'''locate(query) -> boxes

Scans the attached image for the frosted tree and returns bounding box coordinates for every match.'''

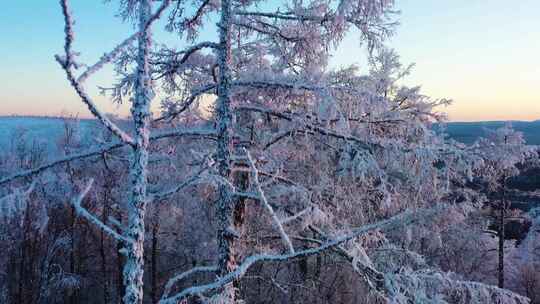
[150,0,400,302]
[0,1,536,304]
[0,1,214,302]
[53,1,158,302]
[471,124,537,288]
[147,1,531,303]
[53,0,212,303]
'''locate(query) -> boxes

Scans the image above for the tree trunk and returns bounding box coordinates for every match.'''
[123,1,153,303]
[150,221,159,304]
[215,0,236,300]
[231,148,249,298]
[230,99,253,298]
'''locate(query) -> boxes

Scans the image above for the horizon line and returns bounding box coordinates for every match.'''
[1,113,539,124]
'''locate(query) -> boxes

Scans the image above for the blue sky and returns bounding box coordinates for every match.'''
[0,0,538,121]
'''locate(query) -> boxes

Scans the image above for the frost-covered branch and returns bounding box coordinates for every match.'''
[232,0,397,51]
[78,0,170,84]
[56,0,135,145]
[71,179,133,244]
[280,207,312,225]
[233,80,323,92]
[149,157,214,202]
[387,270,530,304]
[175,42,218,65]
[0,182,37,219]
[0,141,124,186]
[232,19,302,42]
[76,0,173,83]
[149,127,217,141]
[146,0,172,29]
[160,206,445,303]
[0,128,216,187]
[155,84,216,122]
[235,105,380,151]
[244,149,295,254]
[233,9,379,24]
[306,223,386,292]
[233,10,305,21]
[153,42,219,81]
[161,266,218,300]
[166,0,212,36]
[77,34,138,83]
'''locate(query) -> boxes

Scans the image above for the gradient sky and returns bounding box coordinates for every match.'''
[0,1,538,121]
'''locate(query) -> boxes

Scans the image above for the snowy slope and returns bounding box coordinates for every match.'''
[0,116,100,156]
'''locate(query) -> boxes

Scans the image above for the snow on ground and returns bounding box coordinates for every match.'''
[0,116,99,157]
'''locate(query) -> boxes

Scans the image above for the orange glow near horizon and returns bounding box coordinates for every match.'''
[2,92,538,122]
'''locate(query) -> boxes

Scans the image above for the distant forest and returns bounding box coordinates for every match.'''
[2,116,539,149]
[440,121,540,145]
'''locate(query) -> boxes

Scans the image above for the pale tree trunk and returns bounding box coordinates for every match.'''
[123,1,153,303]
[215,0,237,300]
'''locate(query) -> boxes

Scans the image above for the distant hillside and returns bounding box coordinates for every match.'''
[1,117,538,150]
[0,116,99,155]
[439,120,540,145]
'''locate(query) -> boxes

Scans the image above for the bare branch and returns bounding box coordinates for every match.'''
[161,266,218,300]
[146,0,172,30]
[77,33,138,84]
[154,84,216,122]
[56,0,135,145]
[0,141,124,187]
[177,42,219,65]
[244,149,295,254]
[0,128,216,187]
[235,105,380,151]
[77,0,171,83]
[149,159,213,202]
[71,179,133,244]
[233,80,323,92]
